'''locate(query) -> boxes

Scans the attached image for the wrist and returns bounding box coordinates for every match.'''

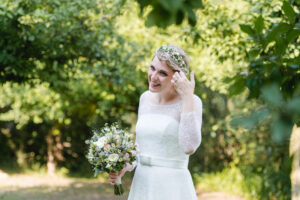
[181,93,193,102]
[181,94,194,113]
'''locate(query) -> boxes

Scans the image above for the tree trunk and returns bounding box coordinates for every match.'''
[46,127,56,176]
[46,125,65,177]
[290,124,300,200]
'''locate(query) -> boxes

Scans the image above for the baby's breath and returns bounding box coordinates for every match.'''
[86,122,137,175]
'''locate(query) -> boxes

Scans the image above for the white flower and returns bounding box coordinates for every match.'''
[108,154,119,162]
[94,137,106,150]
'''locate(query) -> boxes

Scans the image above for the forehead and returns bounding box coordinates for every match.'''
[151,56,172,72]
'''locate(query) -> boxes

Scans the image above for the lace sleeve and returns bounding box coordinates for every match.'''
[178,95,202,155]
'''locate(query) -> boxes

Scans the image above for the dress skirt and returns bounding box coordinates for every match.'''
[127,155,198,200]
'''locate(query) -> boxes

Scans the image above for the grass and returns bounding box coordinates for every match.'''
[0,173,131,200]
[195,164,262,200]
[0,165,250,200]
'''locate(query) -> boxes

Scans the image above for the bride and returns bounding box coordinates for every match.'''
[109,44,202,200]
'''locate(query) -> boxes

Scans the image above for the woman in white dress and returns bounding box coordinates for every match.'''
[109,44,202,200]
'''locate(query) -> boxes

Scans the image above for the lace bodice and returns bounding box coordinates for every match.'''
[125,90,202,172]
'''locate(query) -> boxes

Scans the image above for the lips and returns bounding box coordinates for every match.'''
[150,82,161,88]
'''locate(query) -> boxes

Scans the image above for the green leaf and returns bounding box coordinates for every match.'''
[261,83,283,107]
[230,108,269,129]
[240,24,255,36]
[254,15,264,33]
[187,10,197,26]
[231,116,256,129]
[286,29,300,43]
[272,118,293,143]
[28,35,35,41]
[159,0,182,12]
[189,0,204,9]
[286,96,300,114]
[228,75,246,96]
[136,0,150,13]
[183,4,197,26]
[282,1,295,24]
[175,10,184,25]
[249,49,261,58]
[288,64,299,69]
[223,77,234,84]
[275,37,288,55]
[266,23,291,42]
[146,7,174,28]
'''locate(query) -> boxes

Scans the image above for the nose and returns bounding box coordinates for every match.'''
[151,71,159,81]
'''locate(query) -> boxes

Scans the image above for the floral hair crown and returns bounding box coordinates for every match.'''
[155,45,189,75]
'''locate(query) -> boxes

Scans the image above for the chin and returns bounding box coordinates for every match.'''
[149,87,159,93]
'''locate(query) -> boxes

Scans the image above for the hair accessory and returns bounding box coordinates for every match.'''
[155,45,189,75]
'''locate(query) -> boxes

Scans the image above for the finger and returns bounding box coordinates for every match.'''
[118,171,124,176]
[174,72,181,79]
[177,71,182,77]
[179,71,186,78]
[182,72,189,81]
[109,178,117,182]
[109,175,118,179]
[172,76,178,82]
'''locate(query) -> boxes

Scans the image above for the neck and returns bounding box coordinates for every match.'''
[153,89,180,104]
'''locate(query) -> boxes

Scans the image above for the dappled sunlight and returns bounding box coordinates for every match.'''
[0,173,248,200]
[0,0,299,199]
[0,174,130,200]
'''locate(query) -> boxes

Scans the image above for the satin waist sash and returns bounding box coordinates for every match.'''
[138,154,188,169]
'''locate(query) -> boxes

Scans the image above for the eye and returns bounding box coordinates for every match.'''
[160,71,168,76]
[150,65,155,70]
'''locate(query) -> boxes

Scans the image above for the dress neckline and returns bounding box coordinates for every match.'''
[146,91,182,107]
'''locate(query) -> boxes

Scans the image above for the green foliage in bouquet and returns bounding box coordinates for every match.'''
[86,122,137,195]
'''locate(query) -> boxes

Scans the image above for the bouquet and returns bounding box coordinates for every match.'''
[86,123,137,195]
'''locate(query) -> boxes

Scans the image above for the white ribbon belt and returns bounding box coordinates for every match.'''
[138,155,188,169]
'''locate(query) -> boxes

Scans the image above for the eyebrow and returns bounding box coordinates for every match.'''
[150,65,169,74]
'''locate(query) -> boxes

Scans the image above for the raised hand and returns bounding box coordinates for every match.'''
[171,71,195,99]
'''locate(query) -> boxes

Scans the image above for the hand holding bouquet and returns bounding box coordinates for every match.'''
[86,123,137,195]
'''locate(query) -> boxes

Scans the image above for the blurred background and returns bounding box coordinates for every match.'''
[0,0,299,199]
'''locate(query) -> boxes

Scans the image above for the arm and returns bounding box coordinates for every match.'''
[178,95,202,155]
[171,71,202,155]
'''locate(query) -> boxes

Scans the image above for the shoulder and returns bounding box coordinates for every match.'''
[139,90,149,103]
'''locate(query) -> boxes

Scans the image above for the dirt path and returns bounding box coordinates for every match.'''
[0,173,245,200]
[198,192,245,200]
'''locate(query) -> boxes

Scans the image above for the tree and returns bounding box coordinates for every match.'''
[135,0,203,28]
[0,0,146,175]
[228,1,300,198]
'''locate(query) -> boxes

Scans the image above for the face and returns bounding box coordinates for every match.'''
[148,56,177,94]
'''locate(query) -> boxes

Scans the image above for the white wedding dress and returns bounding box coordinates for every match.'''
[127,90,202,200]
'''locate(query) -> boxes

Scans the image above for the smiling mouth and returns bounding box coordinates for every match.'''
[151,83,161,87]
